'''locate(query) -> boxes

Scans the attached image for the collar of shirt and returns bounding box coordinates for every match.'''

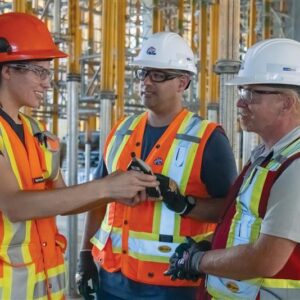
[250,126,300,164]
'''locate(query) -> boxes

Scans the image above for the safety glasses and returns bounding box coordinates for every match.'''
[7,63,52,81]
[135,69,185,83]
[238,88,282,103]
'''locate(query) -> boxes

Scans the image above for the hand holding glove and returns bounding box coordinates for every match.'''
[164,237,211,281]
[156,174,195,216]
[75,250,99,300]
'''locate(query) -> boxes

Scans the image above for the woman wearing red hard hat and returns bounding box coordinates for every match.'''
[0,12,158,300]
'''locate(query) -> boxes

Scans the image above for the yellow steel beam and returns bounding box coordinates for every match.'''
[178,0,184,36]
[153,0,161,33]
[199,2,208,117]
[248,0,257,46]
[12,0,26,12]
[209,1,219,103]
[52,58,59,135]
[87,0,97,131]
[263,0,271,39]
[115,0,126,121]
[101,0,115,91]
[190,0,196,52]
[68,0,81,74]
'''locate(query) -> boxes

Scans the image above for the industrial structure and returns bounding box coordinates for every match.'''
[0,0,299,297]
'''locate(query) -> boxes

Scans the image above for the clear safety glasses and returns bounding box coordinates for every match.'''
[135,69,185,83]
[238,88,282,103]
[7,63,52,81]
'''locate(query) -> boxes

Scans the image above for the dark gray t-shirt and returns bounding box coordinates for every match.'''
[94,124,237,197]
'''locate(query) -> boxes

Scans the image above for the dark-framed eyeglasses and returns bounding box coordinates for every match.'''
[7,63,52,81]
[238,88,282,103]
[135,69,185,83]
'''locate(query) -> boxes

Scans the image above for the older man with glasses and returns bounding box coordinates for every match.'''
[165,38,300,300]
[77,32,237,300]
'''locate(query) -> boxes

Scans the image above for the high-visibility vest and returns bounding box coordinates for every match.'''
[91,109,219,286]
[0,113,66,300]
[207,137,300,300]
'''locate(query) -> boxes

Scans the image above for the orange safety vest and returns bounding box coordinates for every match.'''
[0,113,66,300]
[92,109,218,286]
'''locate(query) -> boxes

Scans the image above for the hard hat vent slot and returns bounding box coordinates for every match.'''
[0,38,12,53]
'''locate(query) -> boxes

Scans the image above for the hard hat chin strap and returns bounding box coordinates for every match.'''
[0,38,12,53]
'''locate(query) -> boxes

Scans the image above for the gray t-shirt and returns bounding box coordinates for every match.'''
[251,127,300,243]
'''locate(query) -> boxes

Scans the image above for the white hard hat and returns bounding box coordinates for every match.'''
[131,32,197,74]
[227,38,300,86]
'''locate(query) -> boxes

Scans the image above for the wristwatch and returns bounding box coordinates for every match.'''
[180,196,196,216]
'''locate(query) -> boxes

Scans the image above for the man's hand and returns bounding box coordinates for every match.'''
[164,237,211,281]
[76,250,99,300]
[103,170,159,206]
[156,174,194,215]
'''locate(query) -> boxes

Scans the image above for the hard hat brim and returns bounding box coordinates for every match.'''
[130,59,197,74]
[0,49,68,63]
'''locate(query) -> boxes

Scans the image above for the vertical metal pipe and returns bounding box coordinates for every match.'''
[214,0,241,168]
[66,76,80,298]
[66,0,81,297]
[53,0,61,36]
[214,61,241,167]
[84,143,91,182]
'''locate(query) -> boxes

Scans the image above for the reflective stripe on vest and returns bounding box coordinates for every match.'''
[21,114,60,181]
[0,115,66,299]
[207,138,300,300]
[105,113,145,173]
[94,112,214,262]
[0,122,23,188]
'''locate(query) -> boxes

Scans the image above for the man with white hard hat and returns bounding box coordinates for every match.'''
[165,38,300,300]
[77,32,237,299]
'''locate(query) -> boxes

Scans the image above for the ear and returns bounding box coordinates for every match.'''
[281,94,295,113]
[1,65,11,80]
[177,75,190,92]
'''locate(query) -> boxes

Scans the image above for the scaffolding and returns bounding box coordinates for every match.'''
[0,0,299,297]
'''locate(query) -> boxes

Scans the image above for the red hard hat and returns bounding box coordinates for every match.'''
[0,12,67,63]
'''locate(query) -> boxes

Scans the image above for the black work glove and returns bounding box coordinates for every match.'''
[164,237,211,281]
[156,174,194,215]
[75,250,99,300]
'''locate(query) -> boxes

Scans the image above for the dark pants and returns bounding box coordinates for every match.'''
[97,268,198,300]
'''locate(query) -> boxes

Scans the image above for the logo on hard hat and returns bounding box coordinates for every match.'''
[283,67,296,72]
[146,46,156,55]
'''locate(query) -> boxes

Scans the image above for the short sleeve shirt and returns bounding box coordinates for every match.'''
[94,124,237,198]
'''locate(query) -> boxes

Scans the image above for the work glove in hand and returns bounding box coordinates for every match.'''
[164,237,211,281]
[156,174,192,215]
[76,250,99,300]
